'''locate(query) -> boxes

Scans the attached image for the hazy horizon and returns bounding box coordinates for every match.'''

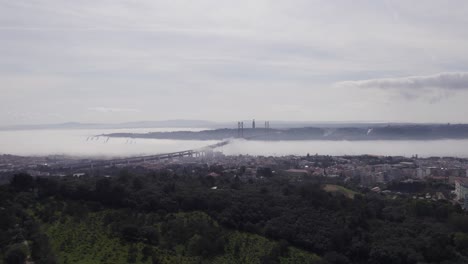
[3,127,468,158]
[0,119,462,129]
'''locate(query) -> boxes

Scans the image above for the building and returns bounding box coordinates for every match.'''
[416,168,426,179]
[360,172,385,186]
[454,178,468,201]
[284,169,310,177]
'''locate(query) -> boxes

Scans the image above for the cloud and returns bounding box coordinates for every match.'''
[88,107,141,113]
[335,72,468,102]
[3,1,468,124]
[336,72,468,90]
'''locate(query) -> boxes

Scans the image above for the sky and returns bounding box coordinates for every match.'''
[1,0,468,125]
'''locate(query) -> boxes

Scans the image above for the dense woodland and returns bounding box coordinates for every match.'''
[2,168,468,264]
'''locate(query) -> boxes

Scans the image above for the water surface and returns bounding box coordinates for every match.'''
[1,128,468,158]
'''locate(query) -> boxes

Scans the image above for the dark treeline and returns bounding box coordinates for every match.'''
[1,173,57,264]
[2,169,468,263]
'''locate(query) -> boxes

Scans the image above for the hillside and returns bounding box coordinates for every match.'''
[104,124,468,141]
[2,169,468,264]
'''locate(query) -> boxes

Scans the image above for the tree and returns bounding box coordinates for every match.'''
[121,225,139,241]
[454,232,468,256]
[132,177,144,191]
[10,173,33,191]
[187,234,205,256]
[151,252,161,264]
[257,167,273,177]
[95,178,111,199]
[240,166,246,175]
[141,246,153,262]
[324,251,350,264]
[140,226,159,245]
[127,244,138,263]
[5,244,27,264]
[423,233,455,263]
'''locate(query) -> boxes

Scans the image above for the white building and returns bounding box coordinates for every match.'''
[455,178,468,201]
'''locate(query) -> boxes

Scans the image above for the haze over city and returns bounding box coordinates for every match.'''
[2,0,468,125]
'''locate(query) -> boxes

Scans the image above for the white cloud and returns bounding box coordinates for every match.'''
[336,72,468,90]
[335,72,468,102]
[2,1,468,124]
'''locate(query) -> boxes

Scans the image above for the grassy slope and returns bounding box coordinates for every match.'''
[43,211,322,264]
[323,184,358,199]
[212,232,321,264]
[45,214,146,264]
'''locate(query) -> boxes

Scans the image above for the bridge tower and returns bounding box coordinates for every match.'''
[241,122,244,137]
[238,121,244,138]
[264,121,270,139]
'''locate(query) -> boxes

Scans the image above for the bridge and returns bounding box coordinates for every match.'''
[59,121,272,171]
[60,139,232,170]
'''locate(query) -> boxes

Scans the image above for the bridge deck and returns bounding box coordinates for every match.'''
[59,139,231,170]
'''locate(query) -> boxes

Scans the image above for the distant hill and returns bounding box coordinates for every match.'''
[104,124,468,141]
[0,120,221,130]
[0,120,435,131]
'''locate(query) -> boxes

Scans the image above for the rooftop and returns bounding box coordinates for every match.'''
[455,178,468,187]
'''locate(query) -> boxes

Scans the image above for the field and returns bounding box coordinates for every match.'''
[322,184,358,199]
[43,210,322,264]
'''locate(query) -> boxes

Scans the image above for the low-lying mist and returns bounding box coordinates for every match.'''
[223,139,468,158]
[0,128,211,158]
[1,129,468,158]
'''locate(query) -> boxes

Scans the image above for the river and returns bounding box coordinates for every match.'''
[1,128,468,158]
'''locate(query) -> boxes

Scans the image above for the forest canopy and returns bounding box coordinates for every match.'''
[1,168,468,264]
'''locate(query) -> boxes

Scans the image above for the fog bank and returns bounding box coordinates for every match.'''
[220,139,468,158]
